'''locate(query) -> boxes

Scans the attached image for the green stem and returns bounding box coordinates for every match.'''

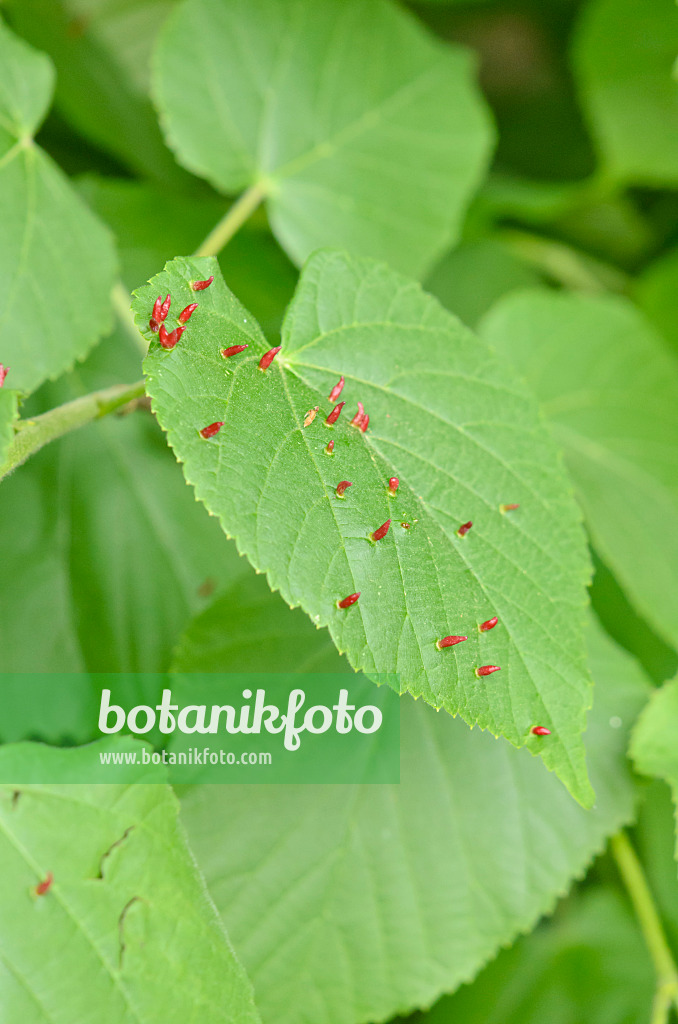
[611,831,678,1024]
[0,379,146,482]
[194,181,267,257]
[499,228,631,294]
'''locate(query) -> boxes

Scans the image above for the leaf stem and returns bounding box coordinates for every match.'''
[611,831,678,1024]
[194,182,267,257]
[0,379,147,482]
[498,228,631,294]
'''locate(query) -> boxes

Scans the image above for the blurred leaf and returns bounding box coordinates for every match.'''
[409,888,654,1024]
[631,676,678,862]
[153,0,494,277]
[5,0,186,185]
[179,583,649,1024]
[172,571,344,673]
[0,386,19,466]
[481,289,678,655]
[425,237,543,328]
[572,0,678,187]
[0,19,116,395]
[0,741,259,1023]
[0,333,243,672]
[136,250,594,804]
[590,552,678,686]
[635,247,678,359]
[78,175,298,339]
[634,781,678,952]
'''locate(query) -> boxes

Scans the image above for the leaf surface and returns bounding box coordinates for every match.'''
[0,386,18,466]
[481,289,678,654]
[153,0,493,277]
[0,741,259,1023]
[0,19,116,395]
[136,250,594,803]
[178,578,649,1024]
[572,0,678,187]
[0,337,243,672]
[4,0,183,184]
[631,677,678,865]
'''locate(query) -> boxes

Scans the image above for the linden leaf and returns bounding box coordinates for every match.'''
[153,0,494,278]
[177,573,648,1024]
[0,741,259,1023]
[134,249,594,805]
[0,19,116,395]
[481,289,678,655]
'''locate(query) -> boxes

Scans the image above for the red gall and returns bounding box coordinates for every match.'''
[325,440,335,455]
[222,344,248,358]
[0,364,8,388]
[360,414,369,433]
[328,376,345,402]
[371,519,391,542]
[531,726,551,736]
[350,402,366,428]
[178,302,198,324]
[259,346,281,371]
[337,592,360,609]
[304,406,319,427]
[336,480,352,498]
[500,503,520,513]
[457,521,473,537]
[325,401,345,425]
[200,421,224,439]
[388,477,399,496]
[479,616,498,632]
[35,872,54,897]
[158,325,183,350]
[436,635,467,650]
[475,665,501,677]
[192,276,214,291]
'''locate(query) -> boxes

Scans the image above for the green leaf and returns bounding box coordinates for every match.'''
[0,741,259,1023]
[153,0,494,278]
[425,238,543,328]
[178,578,649,1024]
[0,386,19,466]
[631,676,678,863]
[572,0,678,187]
[635,247,678,359]
[172,571,345,674]
[409,888,654,1024]
[0,19,117,395]
[5,0,185,185]
[0,338,243,672]
[136,250,594,804]
[481,289,678,655]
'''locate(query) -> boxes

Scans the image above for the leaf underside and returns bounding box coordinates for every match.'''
[135,250,594,804]
[0,19,116,395]
[153,0,494,278]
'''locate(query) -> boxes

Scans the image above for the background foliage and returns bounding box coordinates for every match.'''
[1,0,678,1021]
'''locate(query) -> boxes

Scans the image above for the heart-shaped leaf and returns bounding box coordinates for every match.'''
[0,19,116,395]
[153,0,494,278]
[134,249,594,804]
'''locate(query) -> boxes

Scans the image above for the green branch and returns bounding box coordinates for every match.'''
[0,379,146,482]
[611,831,678,1024]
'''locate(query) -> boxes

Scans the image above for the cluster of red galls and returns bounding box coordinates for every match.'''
[149,284,551,740]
